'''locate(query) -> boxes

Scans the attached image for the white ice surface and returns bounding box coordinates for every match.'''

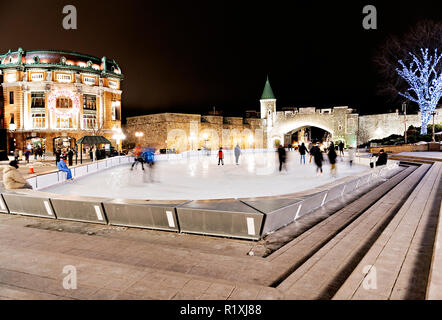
[43,152,370,200]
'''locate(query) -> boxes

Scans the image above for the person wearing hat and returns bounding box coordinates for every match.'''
[2,160,33,190]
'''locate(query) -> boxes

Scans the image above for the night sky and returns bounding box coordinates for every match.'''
[1,0,441,120]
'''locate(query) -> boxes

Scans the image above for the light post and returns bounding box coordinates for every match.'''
[112,127,126,156]
[135,131,143,145]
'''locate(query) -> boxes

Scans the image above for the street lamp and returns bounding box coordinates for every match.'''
[112,127,126,156]
[135,131,143,144]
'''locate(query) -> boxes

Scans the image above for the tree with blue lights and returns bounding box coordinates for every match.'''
[396,48,442,134]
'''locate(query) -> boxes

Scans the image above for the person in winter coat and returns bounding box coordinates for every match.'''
[3,160,33,190]
[376,149,388,166]
[14,149,19,161]
[299,142,308,165]
[310,143,323,175]
[218,147,224,165]
[57,156,73,180]
[338,141,345,157]
[24,149,31,163]
[328,142,338,177]
[234,144,241,165]
[277,145,287,172]
[55,149,61,165]
[68,149,74,166]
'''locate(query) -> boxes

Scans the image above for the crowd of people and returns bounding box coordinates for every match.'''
[275,140,387,178]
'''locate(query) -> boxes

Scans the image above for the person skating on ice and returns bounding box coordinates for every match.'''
[234,144,241,165]
[218,147,224,165]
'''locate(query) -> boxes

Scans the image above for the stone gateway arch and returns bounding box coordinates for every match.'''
[260,77,359,148]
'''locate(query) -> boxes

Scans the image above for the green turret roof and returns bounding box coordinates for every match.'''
[261,76,275,100]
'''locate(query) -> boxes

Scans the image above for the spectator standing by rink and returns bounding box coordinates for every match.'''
[348,146,355,167]
[24,149,31,163]
[218,147,224,165]
[298,142,308,165]
[328,142,338,178]
[55,149,61,165]
[68,148,74,166]
[338,141,345,158]
[277,144,287,172]
[234,144,241,165]
[310,142,323,175]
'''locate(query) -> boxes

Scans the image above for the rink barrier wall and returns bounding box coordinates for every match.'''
[258,199,303,235]
[0,194,10,214]
[176,202,265,240]
[0,154,403,241]
[26,156,135,190]
[49,195,108,224]
[259,161,402,235]
[1,191,57,219]
[103,199,187,232]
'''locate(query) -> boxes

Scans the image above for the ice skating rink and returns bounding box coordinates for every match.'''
[44,152,370,200]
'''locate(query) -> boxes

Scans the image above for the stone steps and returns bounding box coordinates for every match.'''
[333,162,442,300]
[267,165,417,285]
[276,163,430,299]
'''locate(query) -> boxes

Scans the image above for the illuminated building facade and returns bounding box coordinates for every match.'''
[0,48,123,153]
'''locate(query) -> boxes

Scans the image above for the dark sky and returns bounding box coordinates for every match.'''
[1,0,441,120]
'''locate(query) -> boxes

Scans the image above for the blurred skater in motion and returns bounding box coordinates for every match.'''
[143,147,156,182]
[131,144,145,170]
[299,142,308,165]
[310,142,323,175]
[234,144,241,165]
[328,142,337,178]
[57,155,73,180]
[218,147,224,165]
[348,146,355,168]
[277,144,287,172]
[338,140,345,158]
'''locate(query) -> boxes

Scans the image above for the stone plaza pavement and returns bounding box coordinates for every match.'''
[0,213,284,300]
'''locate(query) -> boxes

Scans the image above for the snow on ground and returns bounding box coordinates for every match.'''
[44,152,370,200]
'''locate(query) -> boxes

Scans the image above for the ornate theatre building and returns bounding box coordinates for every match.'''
[0,48,123,153]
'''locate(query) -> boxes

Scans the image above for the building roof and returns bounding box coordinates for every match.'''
[0,48,123,79]
[76,135,112,145]
[261,76,275,100]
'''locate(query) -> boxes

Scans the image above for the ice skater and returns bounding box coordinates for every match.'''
[299,142,308,165]
[57,155,73,180]
[234,144,241,165]
[338,141,345,158]
[218,147,224,165]
[131,145,145,170]
[328,142,337,178]
[143,147,156,182]
[277,144,287,172]
[310,143,323,175]
[348,146,355,168]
